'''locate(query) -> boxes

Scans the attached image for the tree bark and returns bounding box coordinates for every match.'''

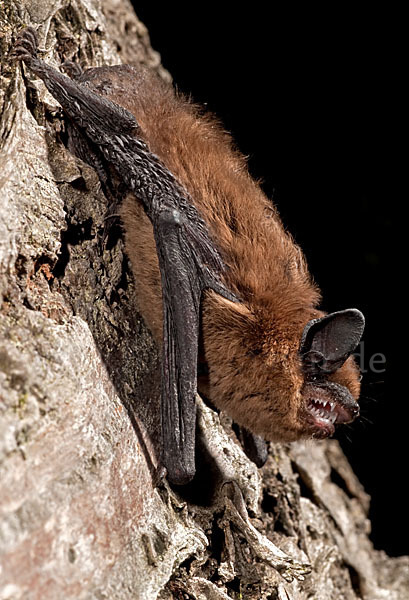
[0,2,408,599]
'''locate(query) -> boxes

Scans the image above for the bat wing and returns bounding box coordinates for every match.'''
[13,28,238,484]
[156,210,200,484]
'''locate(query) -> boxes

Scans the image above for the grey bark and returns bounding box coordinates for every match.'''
[0,2,408,599]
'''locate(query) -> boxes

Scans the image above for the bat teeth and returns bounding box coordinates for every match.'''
[305,384,358,433]
[308,398,337,424]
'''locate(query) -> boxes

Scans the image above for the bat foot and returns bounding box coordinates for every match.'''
[13,27,39,65]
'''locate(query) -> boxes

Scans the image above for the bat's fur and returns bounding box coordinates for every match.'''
[82,66,362,442]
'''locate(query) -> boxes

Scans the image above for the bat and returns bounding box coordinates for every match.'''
[13,28,365,485]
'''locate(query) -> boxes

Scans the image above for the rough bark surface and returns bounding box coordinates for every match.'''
[0,2,408,599]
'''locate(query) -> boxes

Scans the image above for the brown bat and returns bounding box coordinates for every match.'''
[13,28,365,485]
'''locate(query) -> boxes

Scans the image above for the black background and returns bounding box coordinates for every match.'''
[133,6,403,555]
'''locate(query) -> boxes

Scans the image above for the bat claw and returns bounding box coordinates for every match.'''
[17,26,38,47]
[13,27,38,64]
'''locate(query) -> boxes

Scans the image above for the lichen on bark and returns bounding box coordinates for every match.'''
[1,2,408,599]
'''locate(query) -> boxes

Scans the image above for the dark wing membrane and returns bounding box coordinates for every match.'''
[13,28,238,484]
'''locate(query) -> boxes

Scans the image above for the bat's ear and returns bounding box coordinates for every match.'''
[300,308,365,374]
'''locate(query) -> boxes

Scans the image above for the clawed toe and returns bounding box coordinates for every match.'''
[13,27,38,62]
[17,26,37,46]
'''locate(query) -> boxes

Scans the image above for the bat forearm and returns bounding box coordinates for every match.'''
[15,31,184,216]
[28,56,176,216]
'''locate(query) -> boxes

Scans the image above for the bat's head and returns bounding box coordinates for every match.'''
[296,308,364,438]
[200,295,365,442]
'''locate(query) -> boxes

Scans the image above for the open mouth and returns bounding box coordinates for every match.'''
[303,381,360,438]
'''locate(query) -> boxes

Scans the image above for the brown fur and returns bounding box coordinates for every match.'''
[89,66,361,441]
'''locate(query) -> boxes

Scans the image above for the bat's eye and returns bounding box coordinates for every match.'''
[247,348,262,357]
